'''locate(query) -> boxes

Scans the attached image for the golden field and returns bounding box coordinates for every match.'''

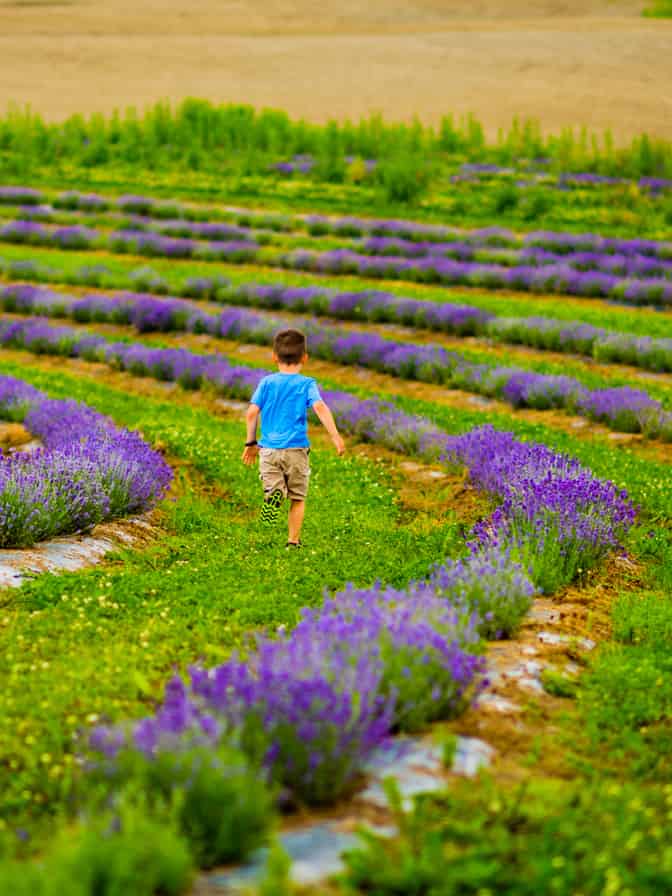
[0,0,671,139]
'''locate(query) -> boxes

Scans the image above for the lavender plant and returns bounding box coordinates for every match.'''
[0,375,172,546]
[314,583,486,732]
[444,426,636,593]
[428,546,536,638]
[90,573,487,803]
[189,639,394,805]
[89,726,273,868]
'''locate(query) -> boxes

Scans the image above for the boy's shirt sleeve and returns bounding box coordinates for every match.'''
[250,377,266,408]
[307,379,322,407]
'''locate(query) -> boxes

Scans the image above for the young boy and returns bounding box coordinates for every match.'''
[241,328,345,548]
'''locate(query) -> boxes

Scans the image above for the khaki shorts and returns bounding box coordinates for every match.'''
[259,448,311,501]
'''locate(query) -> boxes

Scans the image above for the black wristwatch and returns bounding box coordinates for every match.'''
[245,440,258,447]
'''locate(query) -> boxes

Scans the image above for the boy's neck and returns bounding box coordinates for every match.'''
[277,363,303,374]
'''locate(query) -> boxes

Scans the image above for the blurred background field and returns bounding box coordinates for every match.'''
[0,0,671,140]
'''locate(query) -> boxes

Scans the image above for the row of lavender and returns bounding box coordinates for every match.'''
[283,247,672,307]
[1,203,265,246]
[2,217,672,309]
[0,187,295,231]
[452,162,672,195]
[2,185,671,259]
[0,220,259,264]
[1,194,671,273]
[206,279,672,374]
[0,375,171,547]
[358,238,672,281]
[3,253,671,374]
[71,334,633,804]
[2,286,670,438]
[5,201,672,285]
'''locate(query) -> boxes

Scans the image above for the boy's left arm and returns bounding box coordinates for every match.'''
[312,400,346,455]
[242,403,261,465]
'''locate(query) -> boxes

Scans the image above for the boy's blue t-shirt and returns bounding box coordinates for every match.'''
[251,373,322,449]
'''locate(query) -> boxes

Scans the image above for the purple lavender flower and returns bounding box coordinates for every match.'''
[0,375,172,547]
[0,186,44,205]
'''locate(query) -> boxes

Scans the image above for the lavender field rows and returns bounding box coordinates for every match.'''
[1,163,671,896]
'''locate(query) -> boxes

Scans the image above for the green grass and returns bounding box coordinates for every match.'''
[577,533,672,780]
[336,777,672,894]
[643,0,672,17]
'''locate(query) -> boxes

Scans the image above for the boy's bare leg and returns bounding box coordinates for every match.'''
[288,500,305,544]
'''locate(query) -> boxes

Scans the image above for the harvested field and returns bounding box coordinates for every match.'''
[1,0,671,140]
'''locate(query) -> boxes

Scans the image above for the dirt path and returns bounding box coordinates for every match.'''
[0,1,670,141]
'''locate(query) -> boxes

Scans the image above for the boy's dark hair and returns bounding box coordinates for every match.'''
[273,329,307,365]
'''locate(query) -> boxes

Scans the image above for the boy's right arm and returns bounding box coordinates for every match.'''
[312,400,345,455]
[242,403,261,465]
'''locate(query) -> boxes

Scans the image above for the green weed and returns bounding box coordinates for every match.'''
[643,0,672,17]
[88,744,274,868]
[0,795,193,896]
[541,669,578,699]
[338,778,672,895]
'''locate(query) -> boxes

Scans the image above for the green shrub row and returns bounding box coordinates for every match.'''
[1,100,671,189]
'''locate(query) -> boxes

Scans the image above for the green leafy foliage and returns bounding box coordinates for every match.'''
[376,155,432,205]
[612,591,672,650]
[339,779,672,895]
[541,669,578,699]
[90,745,275,868]
[643,0,672,17]
[0,797,193,896]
